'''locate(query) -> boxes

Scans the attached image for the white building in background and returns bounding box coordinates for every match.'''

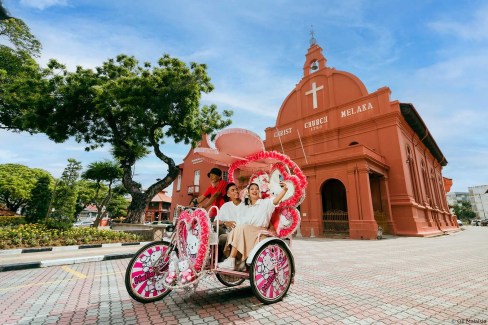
[468,185,488,220]
[78,204,99,221]
[446,192,469,213]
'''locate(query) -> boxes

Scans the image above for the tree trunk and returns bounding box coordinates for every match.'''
[121,150,179,224]
[93,211,103,228]
[126,192,148,224]
[93,191,113,227]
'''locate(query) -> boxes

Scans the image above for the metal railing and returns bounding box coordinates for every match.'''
[322,210,349,233]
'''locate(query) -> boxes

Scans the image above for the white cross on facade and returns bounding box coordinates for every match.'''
[305,82,324,109]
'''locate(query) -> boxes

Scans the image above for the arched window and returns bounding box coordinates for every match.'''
[349,141,359,146]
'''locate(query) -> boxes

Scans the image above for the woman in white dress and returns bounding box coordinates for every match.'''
[218,181,288,270]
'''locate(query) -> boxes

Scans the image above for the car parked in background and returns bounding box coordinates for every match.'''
[456,219,463,227]
[151,220,172,225]
[471,220,481,226]
[481,219,488,226]
[73,220,94,227]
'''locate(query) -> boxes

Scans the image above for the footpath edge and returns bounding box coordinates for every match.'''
[0,242,152,272]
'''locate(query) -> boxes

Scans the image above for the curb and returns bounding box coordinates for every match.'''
[0,242,151,272]
[0,242,149,255]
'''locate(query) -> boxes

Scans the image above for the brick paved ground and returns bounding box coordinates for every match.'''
[0,227,487,324]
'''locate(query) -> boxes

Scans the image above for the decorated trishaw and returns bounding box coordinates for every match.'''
[125,128,307,304]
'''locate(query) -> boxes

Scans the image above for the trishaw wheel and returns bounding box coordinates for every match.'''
[216,273,246,287]
[125,241,175,303]
[249,241,293,304]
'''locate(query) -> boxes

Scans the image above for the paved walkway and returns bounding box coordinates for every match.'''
[0,227,487,324]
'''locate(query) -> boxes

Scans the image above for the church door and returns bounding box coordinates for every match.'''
[369,173,389,234]
[321,179,349,234]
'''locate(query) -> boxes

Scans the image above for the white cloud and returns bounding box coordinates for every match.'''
[205,92,278,119]
[429,5,488,41]
[0,148,25,162]
[20,0,67,10]
[414,52,488,86]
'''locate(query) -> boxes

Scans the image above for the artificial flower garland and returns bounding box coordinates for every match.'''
[227,150,307,238]
[176,208,210,272]
[271,206,301,238]
[228,150,308,208]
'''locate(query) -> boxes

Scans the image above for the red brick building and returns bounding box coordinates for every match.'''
[169,135,232,220]
[263,41,457,239]
[171,41,458,239]
[144,191,172,222]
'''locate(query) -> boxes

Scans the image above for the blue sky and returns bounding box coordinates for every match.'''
[1,0,487,193]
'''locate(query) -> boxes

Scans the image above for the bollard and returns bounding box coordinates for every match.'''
[310,228,316,238]
[377,226,383,240]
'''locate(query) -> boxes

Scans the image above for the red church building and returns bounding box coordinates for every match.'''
[171,40,458,239]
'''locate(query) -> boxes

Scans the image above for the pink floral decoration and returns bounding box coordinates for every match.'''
[176,208,210,272]
[270,206,301,238]
[228,151,308,206]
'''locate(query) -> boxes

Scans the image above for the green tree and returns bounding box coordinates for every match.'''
[0,5,41,57]
[81,160,123,227]
[0,47,55,131]
[1,1,10,21]
[24,175,52,223]
[0,3,52,132]
[0,24,52,132]
[26,54,232,223]
[453,200,476,222]
[0,164,53,212]
[75,179,98,215]
[50,159,82,222]
[107,193,129,219]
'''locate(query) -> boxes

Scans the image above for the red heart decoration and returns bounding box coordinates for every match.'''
[269,163,303,208]
[176,208,211,272]
[270,206,300,238]
[228,151,307,208]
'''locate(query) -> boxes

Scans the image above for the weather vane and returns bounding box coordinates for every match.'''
[310,25,317,46]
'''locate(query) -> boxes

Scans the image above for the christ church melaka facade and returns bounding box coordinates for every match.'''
[262,41,458,239]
